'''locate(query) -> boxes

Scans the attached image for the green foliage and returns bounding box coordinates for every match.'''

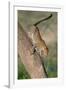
[44,58,57,78]
[47,59,57,77]
[18,56,31,79]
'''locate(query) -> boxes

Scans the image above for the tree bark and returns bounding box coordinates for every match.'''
[18,22,47,78]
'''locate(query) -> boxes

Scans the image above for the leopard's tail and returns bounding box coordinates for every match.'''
[34,14,52,26]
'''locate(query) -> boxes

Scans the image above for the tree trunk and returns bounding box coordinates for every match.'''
[18,22,47,78]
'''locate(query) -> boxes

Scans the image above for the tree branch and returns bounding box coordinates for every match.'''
[18,22,47,78]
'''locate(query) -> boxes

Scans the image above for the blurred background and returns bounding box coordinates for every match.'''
[18,10,57,79]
